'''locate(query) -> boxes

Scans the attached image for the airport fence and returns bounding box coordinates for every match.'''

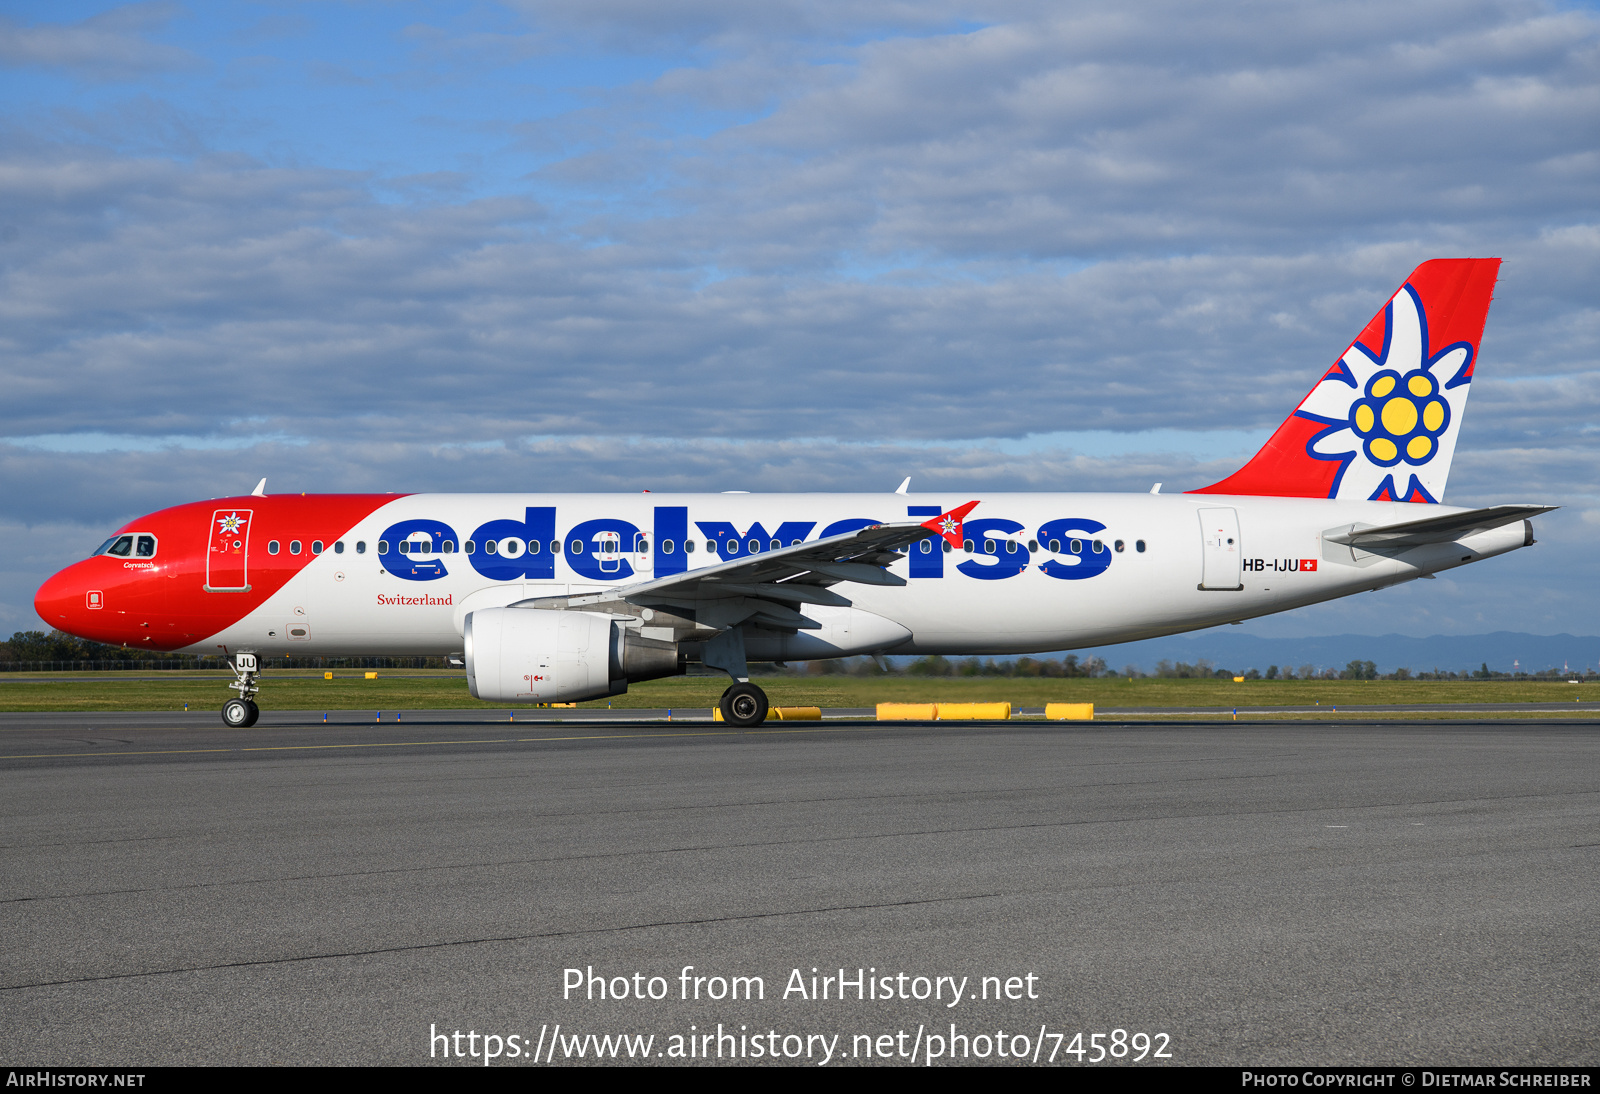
[0,656,461,672]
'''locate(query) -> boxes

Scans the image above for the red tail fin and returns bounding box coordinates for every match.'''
[1191,258,1500,503]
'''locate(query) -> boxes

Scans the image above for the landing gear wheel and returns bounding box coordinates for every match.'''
[222,698,254,728]
[719,682,769,727]
[242,699,259,727]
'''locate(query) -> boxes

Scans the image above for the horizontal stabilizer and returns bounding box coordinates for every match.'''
[1324,504,1556,549]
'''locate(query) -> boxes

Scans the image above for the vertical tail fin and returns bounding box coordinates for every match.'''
[1191,258,1500,503]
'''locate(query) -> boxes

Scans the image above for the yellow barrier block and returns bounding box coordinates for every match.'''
[1233,676,1245,683]
[876,703,938,721]
[1045,702,1094,721]
[771,706,821,720]
[324,672,334,680]
[934,702,1012,721]
[364,672,378,679]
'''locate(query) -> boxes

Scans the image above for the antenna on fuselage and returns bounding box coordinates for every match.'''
[251,478,267,497]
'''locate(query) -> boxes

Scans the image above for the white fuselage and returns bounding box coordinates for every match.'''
[184,492,1528,660]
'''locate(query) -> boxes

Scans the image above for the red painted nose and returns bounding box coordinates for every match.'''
[34,562,95,636]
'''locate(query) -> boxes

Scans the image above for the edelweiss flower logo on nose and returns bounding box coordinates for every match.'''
[1293,283,1474,502]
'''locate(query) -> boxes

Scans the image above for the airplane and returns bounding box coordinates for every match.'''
[33,258,1554,728]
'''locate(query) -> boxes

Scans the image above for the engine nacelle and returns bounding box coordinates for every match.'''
[464,607,682,703]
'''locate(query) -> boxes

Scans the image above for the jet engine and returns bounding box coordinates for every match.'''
[464,607,683,703]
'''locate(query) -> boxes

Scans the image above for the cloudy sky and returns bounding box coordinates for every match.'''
[2,0,1597,641]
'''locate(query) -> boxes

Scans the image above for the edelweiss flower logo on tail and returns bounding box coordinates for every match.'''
[1295,283,1475,503]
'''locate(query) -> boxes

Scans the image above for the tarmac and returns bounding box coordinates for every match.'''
[1,709,1596,1066]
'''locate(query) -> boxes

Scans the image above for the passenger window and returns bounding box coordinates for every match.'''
[963,539,974,553]
[356,541,366,554]
[636,536,649,554]
[1049,539,1061,553]
[685,541,695,553]
[570,539,584,555]
[268,540,280,555]
[334,541,345,554]
[136,535,156,557]
[549,540,560,555]
[770,540,780,552]
[398,541,409,555]
[662,539,675,555]
[984,540,996,554]
[464,541,475,554]
[705,541,715,553]
[1136,540,1146,553]
[484,540,498,555]
[1004,540,1016,554]
[107,536,134,557]
[1092,540,1105,554]
[312,540,324,555]
[919,539,932,554]
[377,540,389,554]
[442,541,455,554]
[1070,539,1083,554]
[290,540,302,555]
[1028,540,1037,552]
[1114,540,1125,553]
[942,541,951,553]
[417,540,430,555]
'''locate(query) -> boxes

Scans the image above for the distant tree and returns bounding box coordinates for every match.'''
[1265,665,1279,680]
[1245,668,1261,680]
[1341,660,1377,680]
[1299,664,1316,681]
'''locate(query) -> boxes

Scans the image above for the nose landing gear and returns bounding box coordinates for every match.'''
[223,653,261,728]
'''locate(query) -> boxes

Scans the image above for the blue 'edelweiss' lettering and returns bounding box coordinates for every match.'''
[374,508,1114,583]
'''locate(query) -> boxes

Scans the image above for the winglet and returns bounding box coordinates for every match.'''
[921,500,980,548]
[251,478,267,497]
[895,476,911,495]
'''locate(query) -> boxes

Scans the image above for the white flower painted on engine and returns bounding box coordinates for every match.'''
[1294,283,1474,502]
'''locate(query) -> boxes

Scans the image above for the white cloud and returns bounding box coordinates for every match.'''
[0,3,197,80]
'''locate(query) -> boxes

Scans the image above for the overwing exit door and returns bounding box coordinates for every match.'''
[1198,507,1242,591]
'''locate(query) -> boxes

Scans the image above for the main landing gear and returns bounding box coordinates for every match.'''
[719,681,769,728]
[705,627,768,727]
[223,652,261,728]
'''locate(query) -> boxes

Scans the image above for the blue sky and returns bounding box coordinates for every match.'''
[2,1,1598,641]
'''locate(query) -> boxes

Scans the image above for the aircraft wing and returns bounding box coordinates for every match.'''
[1324,504,1557,550]
[516,505,977,634]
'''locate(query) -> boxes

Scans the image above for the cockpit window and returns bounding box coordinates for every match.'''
[96,533,157,559]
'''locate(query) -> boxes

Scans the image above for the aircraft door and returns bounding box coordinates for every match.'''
[1198,507,1242,590]
[593,530,622,574]
[633,531,652,573]
[205,509,253,592]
